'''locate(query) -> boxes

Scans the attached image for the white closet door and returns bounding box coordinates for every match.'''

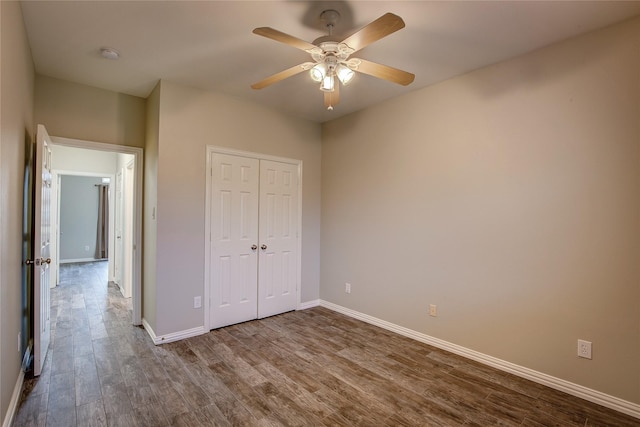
[209,153,260,329]
[257,160,299,318]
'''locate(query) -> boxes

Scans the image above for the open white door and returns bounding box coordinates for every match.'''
[33,124,52,376]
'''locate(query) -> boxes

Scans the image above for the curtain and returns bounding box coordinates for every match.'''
[96,184,109,259]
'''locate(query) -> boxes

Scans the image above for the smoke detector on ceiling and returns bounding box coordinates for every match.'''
[100,47,120,60]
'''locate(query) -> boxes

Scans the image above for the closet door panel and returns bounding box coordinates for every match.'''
[210,153,260,329]
[258,160,299,318]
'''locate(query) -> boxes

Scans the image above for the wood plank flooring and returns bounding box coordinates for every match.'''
[13,261,640,426]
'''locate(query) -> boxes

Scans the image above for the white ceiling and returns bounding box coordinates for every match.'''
[20,1,640,123]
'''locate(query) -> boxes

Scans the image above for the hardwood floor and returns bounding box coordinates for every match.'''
[13,261,639,426]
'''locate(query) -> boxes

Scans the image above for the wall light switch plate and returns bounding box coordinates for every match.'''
[429,304,437,317]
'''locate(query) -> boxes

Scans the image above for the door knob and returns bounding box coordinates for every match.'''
[261,244,267,250]
[251,245,257,250]
[25,259,35,265]
[41,258,52,264]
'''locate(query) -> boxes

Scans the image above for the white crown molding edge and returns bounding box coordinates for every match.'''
[318,300,640,420]
[142,318,206,345]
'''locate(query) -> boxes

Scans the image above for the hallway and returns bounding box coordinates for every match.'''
[14,261,145,426]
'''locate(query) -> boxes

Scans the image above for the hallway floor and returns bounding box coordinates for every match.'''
[13,261,640,426]
[14,261,140,426]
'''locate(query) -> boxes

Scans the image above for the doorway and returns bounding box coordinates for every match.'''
[49,136,143,325]
[55,173,114,267]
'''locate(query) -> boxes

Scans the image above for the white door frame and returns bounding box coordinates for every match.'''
[51,136,143,325]
[50,173,61,286]
[113,168,124,289]
[123,159,135,298]
[204,145,303,331]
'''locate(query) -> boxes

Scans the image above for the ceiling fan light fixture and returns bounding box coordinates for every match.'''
[336,64,355,85]
[320,75,335,92]
[251,12,415,110]
[310,63,326,82]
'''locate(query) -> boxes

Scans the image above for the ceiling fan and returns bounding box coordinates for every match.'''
[251,10,415,110]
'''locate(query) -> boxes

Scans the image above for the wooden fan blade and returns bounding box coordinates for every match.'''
[340,13,405,53]
[354,58,415,86]
[253,27,318,52]
[251,63,313,90]
[324,83,340,109]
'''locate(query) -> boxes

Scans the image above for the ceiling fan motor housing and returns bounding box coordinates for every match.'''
[319,9,341,31]
[310,42,354,66]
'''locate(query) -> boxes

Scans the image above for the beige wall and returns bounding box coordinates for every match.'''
[321,17,640,404]
[149,80,322,336]
[143,82,160,330]
[51,145,118,174]
[0,1,34,422]
[35,74,145,148]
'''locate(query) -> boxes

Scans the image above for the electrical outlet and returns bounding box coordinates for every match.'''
[345,283,351,294]
[429,304,437,317]
[194,296,202,309]
[578,339,592,359]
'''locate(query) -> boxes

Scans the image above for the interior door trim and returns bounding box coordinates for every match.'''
[204,145,303,331]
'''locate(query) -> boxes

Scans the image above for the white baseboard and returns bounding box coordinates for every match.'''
[319,300,640,420]
[144,299,319,345]
[142,318,206,345]
[298,299,320,310]
[115,281,126,297]
[2,369,25,427]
